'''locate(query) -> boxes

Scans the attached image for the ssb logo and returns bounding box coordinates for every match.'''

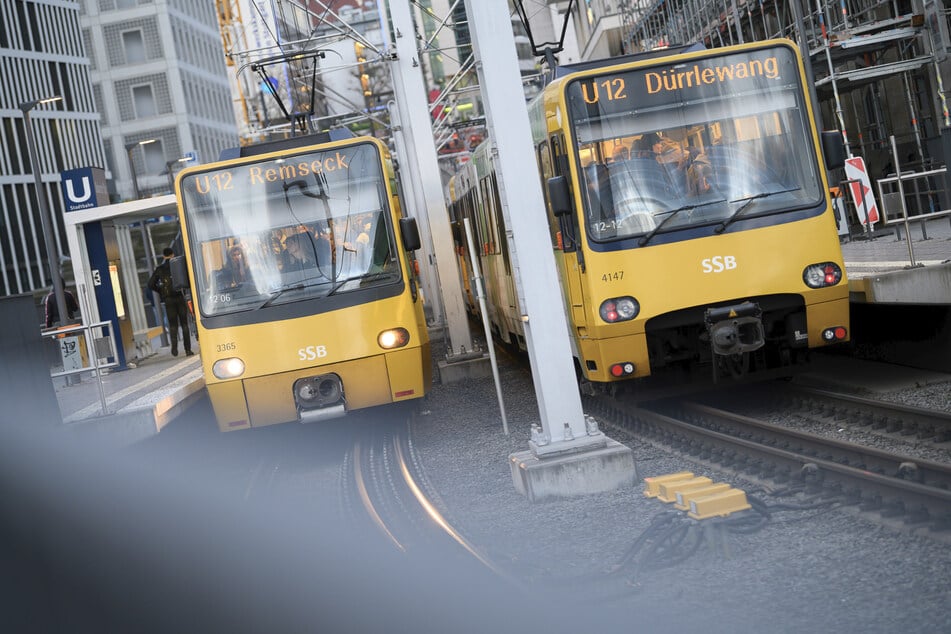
[298,345,328,361]
[702,255,737,273]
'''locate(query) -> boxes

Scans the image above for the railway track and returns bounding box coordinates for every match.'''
[773,385,951,444]
[339,413,515,581]
[584,388,951,541]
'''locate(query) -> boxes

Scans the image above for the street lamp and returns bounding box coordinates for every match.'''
[163,157,190,193]
[125,139,162,342]
[20,95,68,328]
[124,138,156,200]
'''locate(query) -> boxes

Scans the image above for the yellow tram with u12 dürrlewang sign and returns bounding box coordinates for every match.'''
[174,133,431,431]
[448,39,849,390]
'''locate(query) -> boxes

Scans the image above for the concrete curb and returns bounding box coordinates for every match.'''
[62,371,205,447]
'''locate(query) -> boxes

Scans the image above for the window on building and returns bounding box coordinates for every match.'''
[122,30,146,64]
[132,84,157,118]
[144,140,165,175]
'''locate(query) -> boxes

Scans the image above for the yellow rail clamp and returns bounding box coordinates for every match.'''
[643,471,695,498]
[657,476,713,503]
[673,483,732,511]
[687,488,752,520]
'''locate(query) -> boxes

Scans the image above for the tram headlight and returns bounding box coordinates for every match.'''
[212,357,245,379]
[599,296,639,323]
[802,262,843,288]
[378,327,410,349]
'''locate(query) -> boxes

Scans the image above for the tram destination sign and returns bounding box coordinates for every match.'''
[567,44,800,118]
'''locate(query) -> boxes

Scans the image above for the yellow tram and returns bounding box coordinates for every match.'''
[448,39,849,388]
[175,134,431,431]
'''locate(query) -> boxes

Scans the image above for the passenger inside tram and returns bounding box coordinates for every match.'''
[279,232,324,276]
[215,245,252,289]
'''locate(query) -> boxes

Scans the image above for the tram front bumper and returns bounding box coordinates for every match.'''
[207,346,428,431]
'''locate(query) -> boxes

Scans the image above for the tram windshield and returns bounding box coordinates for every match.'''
[566,45,824,243]
[178,142,401,317]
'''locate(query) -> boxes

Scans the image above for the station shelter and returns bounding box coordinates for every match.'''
[63,193,180,369]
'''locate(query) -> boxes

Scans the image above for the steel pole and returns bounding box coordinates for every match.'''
[386,0,474,357]
[127,146,141,199]
[814,0,851,156]
[890,135,918,266]
[465,0,598,453]
[789,0,822,130]
[22,103,68,327]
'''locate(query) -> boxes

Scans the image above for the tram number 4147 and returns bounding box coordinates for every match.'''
[601,271,624,282]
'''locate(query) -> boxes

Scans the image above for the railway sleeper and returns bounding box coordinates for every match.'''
[859,495,884,512]
[879,500,906,519]
[841,487,863,504]
[904,506,932,526]
[932,514,951,531]
[916,426,935,440]
[799,462,824,486]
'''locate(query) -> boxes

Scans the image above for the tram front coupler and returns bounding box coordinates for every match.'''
[704,301,765,357]
[294,373,347,423]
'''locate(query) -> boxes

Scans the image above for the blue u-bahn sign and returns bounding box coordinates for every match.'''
[60,167,108,212]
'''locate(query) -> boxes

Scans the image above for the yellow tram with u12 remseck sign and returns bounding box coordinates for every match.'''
[174,133,431,431]
[447,38,849,389]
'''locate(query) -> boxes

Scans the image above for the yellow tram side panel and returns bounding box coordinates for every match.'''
[571,213,849,381]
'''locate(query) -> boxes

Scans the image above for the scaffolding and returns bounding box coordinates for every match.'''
[616,0,951,186]
[216,0,386,143]
[217,0,258,143]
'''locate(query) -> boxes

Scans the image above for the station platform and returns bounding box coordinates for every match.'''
[56,342,204,447]
[841,215,951,303]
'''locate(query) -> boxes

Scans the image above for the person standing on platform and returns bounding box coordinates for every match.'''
[44,279,79,328]
[147,247,193,357]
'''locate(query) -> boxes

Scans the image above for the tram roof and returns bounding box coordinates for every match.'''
[219,127,357,161]
[552,42,705,78]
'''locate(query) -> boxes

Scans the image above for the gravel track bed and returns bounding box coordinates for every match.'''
[738,387,951,465]
[411,352,951,633]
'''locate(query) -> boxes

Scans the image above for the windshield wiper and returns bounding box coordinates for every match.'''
[258,284,304,309]
[714,187,801,234]
[639,199,727,247]
[325,271,396,297]
[257,274,331,308]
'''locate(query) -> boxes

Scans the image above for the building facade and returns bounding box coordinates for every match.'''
[81,0,238,199]
[1,0,243,300]
[0,0,104,298]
